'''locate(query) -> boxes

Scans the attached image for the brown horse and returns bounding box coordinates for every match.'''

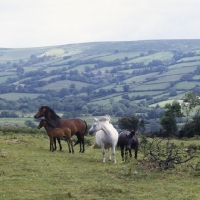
[37,119,74,153]
[34,106,87,153]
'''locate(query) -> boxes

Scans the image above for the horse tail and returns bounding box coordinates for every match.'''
[84,120,88,135]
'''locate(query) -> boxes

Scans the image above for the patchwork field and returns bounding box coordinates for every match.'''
[1,40,200,107]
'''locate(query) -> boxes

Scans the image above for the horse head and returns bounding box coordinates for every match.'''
[34,106,60,120]
[37,119,45,129]
[37,119,55,129]
[34,106,48,118]
[89,115,111,135]
[89,119,102,135]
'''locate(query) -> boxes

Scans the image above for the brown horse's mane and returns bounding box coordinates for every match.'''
[43,106,61,120]
[41,119,55,128]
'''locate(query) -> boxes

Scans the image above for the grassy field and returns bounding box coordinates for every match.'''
[0,93,40,101]
[38,80,92,91]
[126,52,174,65]
[149,100,183,107]
[0,132,200,200]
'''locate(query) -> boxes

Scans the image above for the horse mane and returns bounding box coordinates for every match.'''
[42,106,61,120]
[41,119,55,128]
[97,115,110,122]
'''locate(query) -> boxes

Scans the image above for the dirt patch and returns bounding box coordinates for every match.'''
[5,139,19,143]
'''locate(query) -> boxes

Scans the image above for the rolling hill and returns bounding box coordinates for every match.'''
[1,39,200,108]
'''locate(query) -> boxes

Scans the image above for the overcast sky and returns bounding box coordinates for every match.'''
[1,0,200,48]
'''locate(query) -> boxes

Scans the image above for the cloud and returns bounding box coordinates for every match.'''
[1,0,200,48]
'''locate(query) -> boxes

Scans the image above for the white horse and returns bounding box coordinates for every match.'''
[88,115,119,163]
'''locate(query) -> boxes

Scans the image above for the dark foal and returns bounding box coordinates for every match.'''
[118,130,139,161]
[37,119,74,153]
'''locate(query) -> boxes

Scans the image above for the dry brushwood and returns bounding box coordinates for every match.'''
[139,137,196,170]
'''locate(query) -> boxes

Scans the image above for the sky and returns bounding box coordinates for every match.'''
[1,0,200,48]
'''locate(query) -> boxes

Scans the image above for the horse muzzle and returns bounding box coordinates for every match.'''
[88,129,95,135]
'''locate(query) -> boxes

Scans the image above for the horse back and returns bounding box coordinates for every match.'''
[118,130,138,146]
[59,118,87,135]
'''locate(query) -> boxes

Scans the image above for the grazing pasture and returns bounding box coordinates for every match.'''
[0,132,199,200]
[134,82,170,91]
[126,51,174,64]
[38,79,91,91]
[175,81,200,90]
[0,93,40,101]
[168,61,200,69]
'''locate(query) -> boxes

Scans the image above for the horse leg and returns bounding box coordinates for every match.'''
[57,137,62,151]
[70,139,74,153]
[66,139,71,153]
[125,150,128,161]
[112,146,116,163]
[129,149,132,158]
[108,148,111,161]
[102,145,106,163]
[79,139,82,153]
[121,146,125,161]
[81,137,85,153]
[50,137,55,152]
[135,146,138,159]
[74,135,82,152]
[49,137,55,151]
[53,137,56,151]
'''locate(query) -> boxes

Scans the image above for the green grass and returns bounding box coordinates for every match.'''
[125,73,159,83]
[0,117,36,126]
[0,75,18,84]
[152,74,183,83]
[164,66,197,76]
[0,93,40,100]
[81,53,112,60]
[177,55,200,62]
[94,52,142,61]
[149,100,183,107]
[65,64,95,73]
[0,47,49,61]
[37,80,91,91]
[168,61,200,69]
[193,75,200,80]
[175,81,200,90]
[134,83,170,91]
[38,48,65,57]
[0,133,200,200]
[126,52,174,64]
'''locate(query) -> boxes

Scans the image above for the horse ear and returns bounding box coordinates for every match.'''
[94,118,98,121]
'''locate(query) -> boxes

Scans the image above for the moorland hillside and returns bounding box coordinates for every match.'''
[1,39,200,122]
